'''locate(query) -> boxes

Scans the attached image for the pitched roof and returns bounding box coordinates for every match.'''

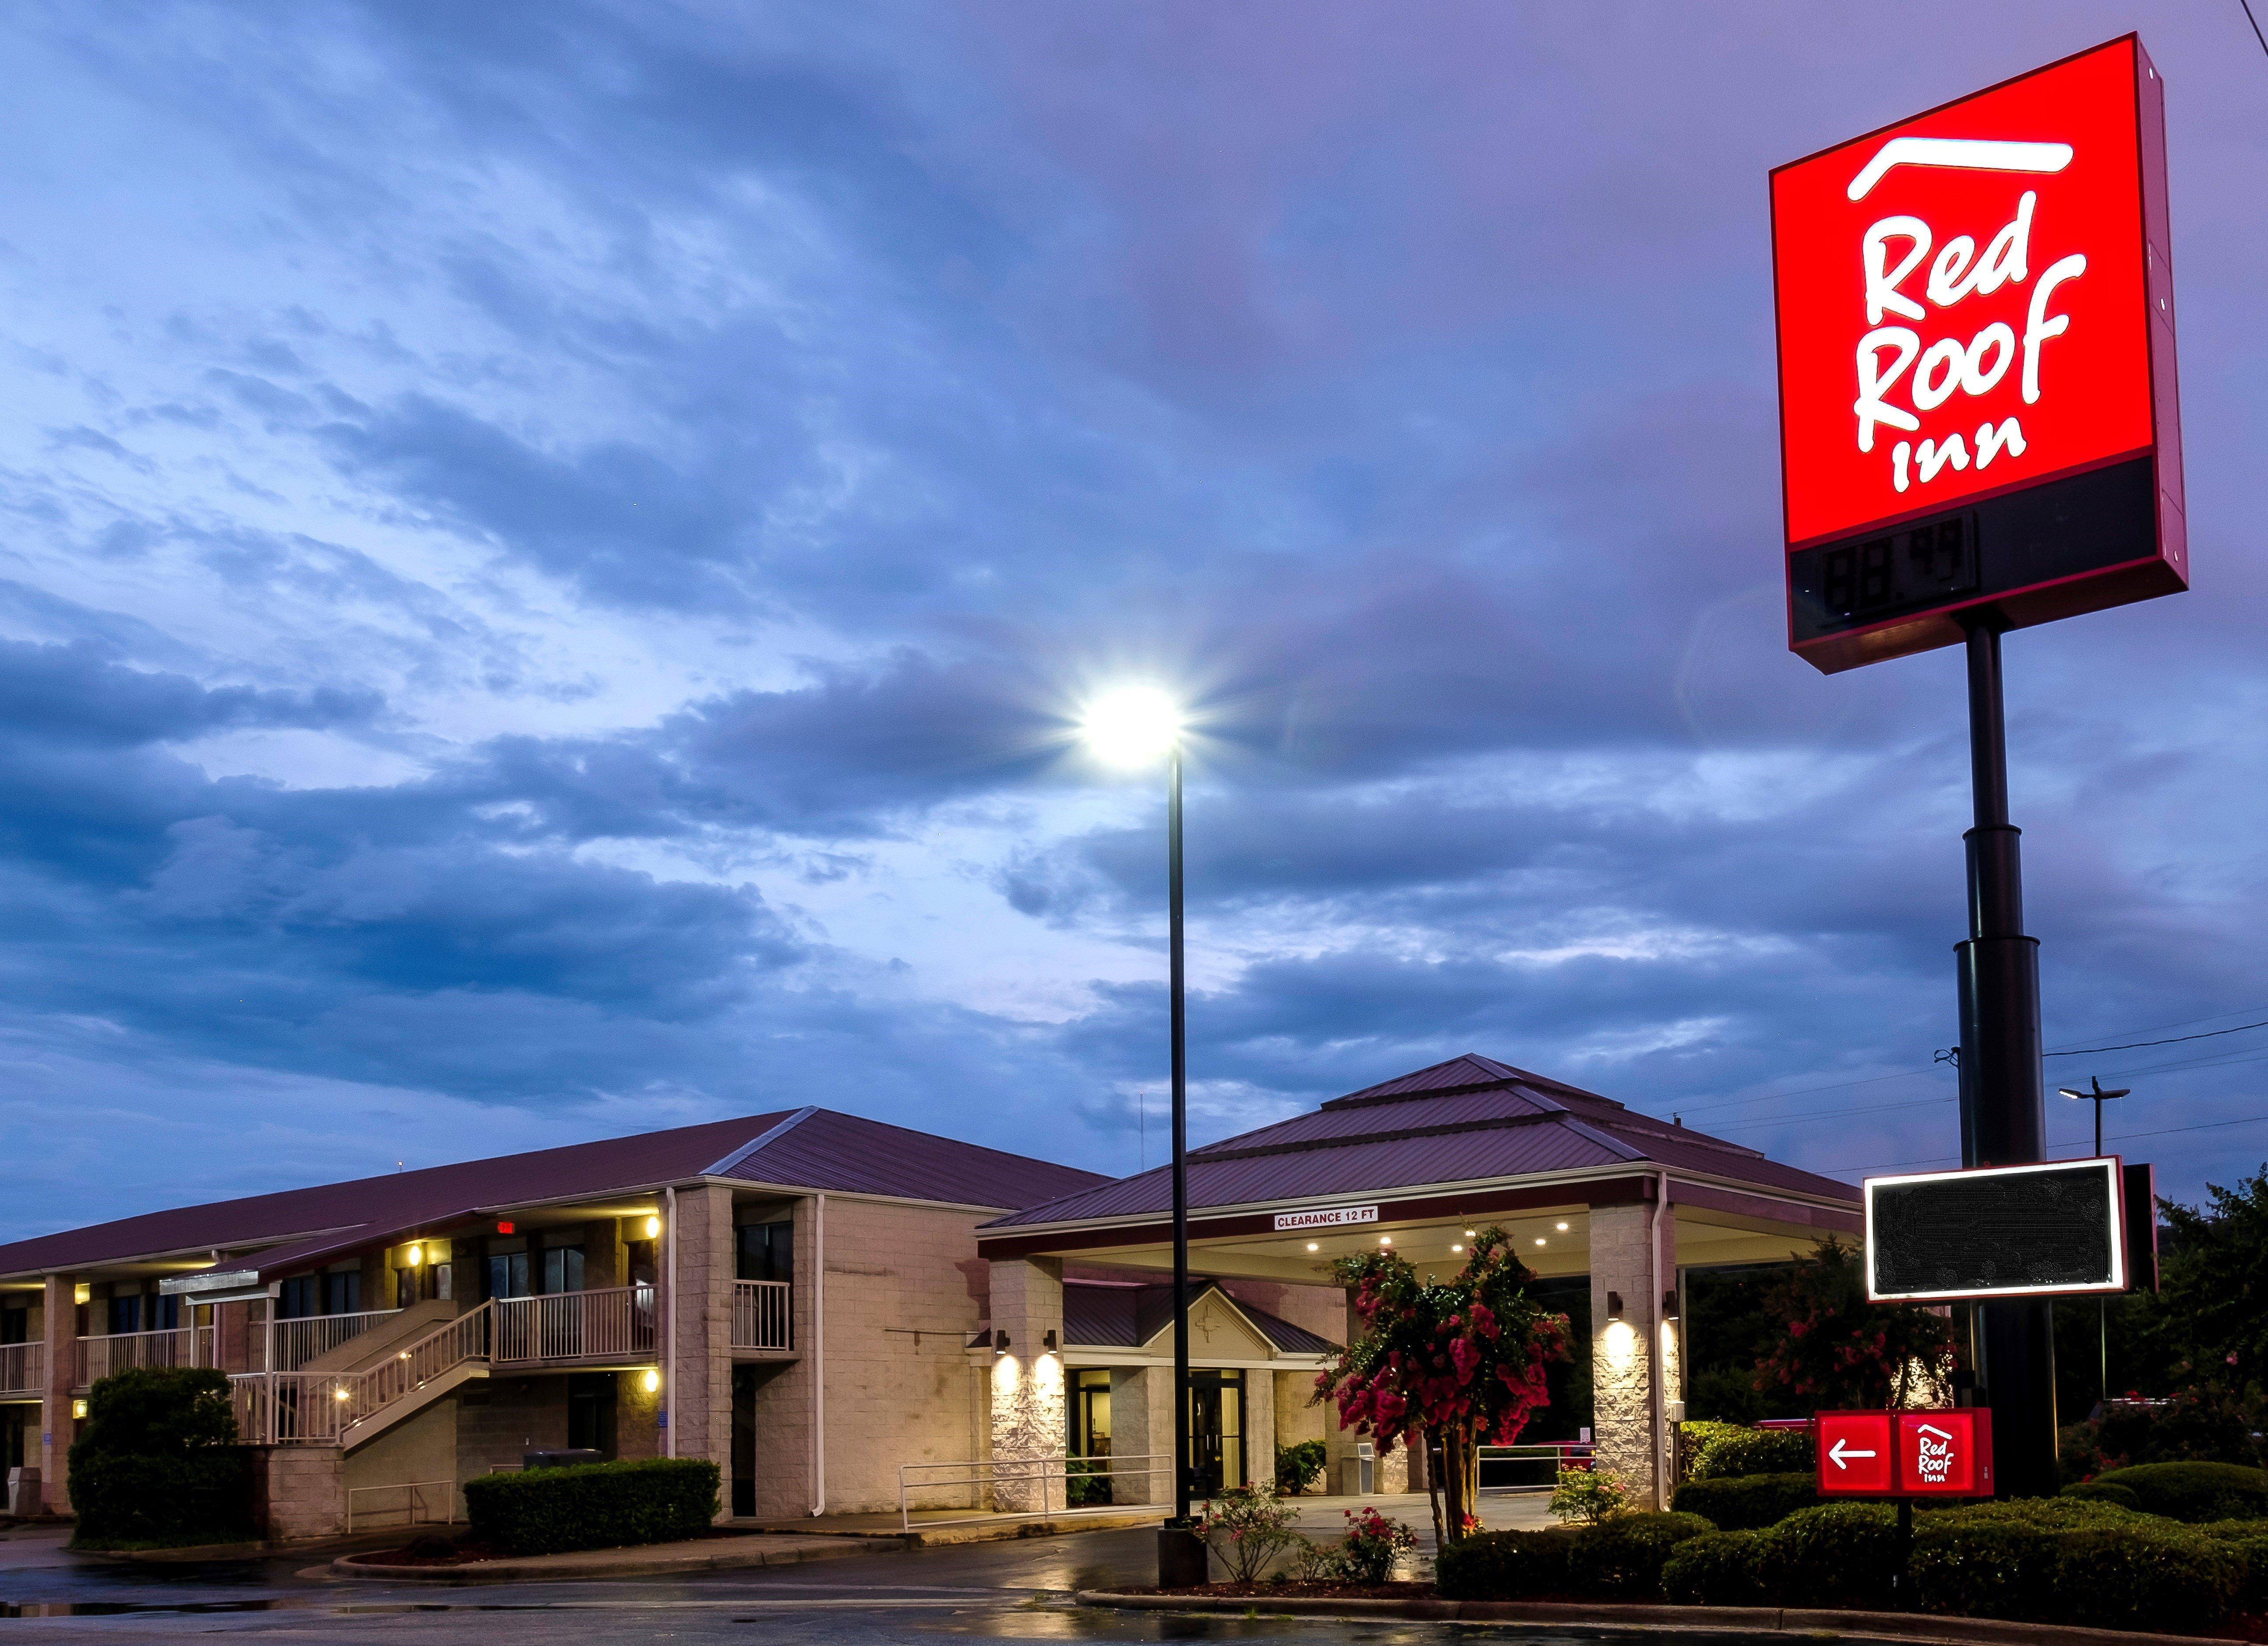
[0,1109,1107,1282]
[1062,1280,1337,1356]
[983,1054,1855,1230]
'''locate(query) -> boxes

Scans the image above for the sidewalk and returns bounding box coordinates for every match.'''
[328,1529,899,1583]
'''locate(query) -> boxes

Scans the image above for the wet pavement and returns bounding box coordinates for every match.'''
[0,1513,1690,1645]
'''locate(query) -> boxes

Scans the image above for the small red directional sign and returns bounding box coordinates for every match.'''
[1815,1411,1895,1495]
[1897,1408,1993,1496]
[1816,1408,1995,1497]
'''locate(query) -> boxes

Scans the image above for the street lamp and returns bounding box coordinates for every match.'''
[1081,685,1199,1573]
[2058,1076,2132,1405]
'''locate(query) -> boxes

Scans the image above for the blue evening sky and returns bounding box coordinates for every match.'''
[2,2,2264,1240]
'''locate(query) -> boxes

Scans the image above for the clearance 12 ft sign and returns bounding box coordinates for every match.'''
[1771,36,2185,673]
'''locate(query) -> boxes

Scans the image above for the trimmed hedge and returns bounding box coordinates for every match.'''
[462,1458,721,1556]
[1660,1530,1761,1606]
[2060,1480,2140,1510]
[1565,1511,1715,1599]
[2092,1461,2268,1524]
[1753,1502,1904,1611]
[1432,1527,1577,1600]
[2198,1521,2268,1614]
[69,1451,255,1548]
[2050,1524,2246,1636]
[68,1366,254,1549]
[1908,1517,2051,1620]
[1670,1472,1817,1531]
[1686,1425,1813,1480]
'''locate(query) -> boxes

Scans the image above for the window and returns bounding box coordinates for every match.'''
[0,1304,27,1347]
[107,1295,142,1336]
[487,1239,530,1300]
[1072,1370,1112,1457]
[278,1276,319,1320]
[735,1221,793,1285]
[541,1246,585,1295]
[321,1267,361,1317]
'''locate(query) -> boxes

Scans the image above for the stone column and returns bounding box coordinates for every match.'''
[985,1257,1063,1511]
[39,1274,76,1513]
[669,1184,735,1506]
[1588,1196,1676,1508]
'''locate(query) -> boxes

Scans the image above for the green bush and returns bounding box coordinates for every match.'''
[1566,1511,1714,1599]
[68,1451,256,1548]
[1676,1421,1750,1479]
[1432,1527,1578,1600]
[2197,1521,2268,1612]
[1273,1439,1326,1495]
[68,1367,253,1549]
[2048,1524,2245,1635]
[1907,1517,2052,1620]
[462,1457,721,1556]
[1754,1502,1902,1611]
[1687,1425,1813,1480]
[2060,1480,2140,1510]
[1659,1529,1761,1605]
[1930,1495,2149,1531]
[2093,1461,2268,1523]
[1670,1472,1818,1530]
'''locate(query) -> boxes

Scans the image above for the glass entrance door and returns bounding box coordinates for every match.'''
[1185,1370,1244,1498]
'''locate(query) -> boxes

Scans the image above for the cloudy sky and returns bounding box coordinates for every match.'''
[2,1,2264,1241]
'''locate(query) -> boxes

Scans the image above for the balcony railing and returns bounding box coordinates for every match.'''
[732,1280,791,1351]
[0,1342,43,1397]
[493,1286,654,1365]
[77,1326,214,1385]
[271,1308,402,1372]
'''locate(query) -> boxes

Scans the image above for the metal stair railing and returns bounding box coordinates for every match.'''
[231,1301,492,1445]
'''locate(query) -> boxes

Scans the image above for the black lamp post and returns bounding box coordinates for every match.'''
[2058,1076,2131,1402]
[1080,687,1202,1581]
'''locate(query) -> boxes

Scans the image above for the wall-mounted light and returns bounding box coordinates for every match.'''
[1662,1291,1681,1321]
[74,1284,90,1306]
[643,1215,662,1239]
[642,1369,661,1394]
[496,1221,516,1235]
[1607,1291,1624,1320]
[405,1244,424,1267]
[333,1387,351,1402]
[72,1399,88,1420]
[993,1329,1010,1353]
[1043,1329,1057,1351]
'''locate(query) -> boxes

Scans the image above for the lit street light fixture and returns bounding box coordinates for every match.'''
[2058,1075,2132,1405]
[1081,685,1200,1580]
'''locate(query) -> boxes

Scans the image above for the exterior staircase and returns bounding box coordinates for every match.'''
[233,1302,492,1451]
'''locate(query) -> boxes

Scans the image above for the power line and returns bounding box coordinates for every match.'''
[2243,0,2268,62]
[1820,1111,2268,1178]
[2046,1016,2268,1058]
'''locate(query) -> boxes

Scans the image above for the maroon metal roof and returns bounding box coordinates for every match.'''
[0,1109,1108,1281]
[1063,1280,1337,1355]
[985,1054,1856,1231]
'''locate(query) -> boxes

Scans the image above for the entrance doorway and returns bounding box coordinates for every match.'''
[1186,1369,1244,1497]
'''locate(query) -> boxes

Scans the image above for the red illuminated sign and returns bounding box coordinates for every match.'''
[1897,1409,1993,1496]
[1816,1409,1994,1498]
[1771,36,2184,672]
[1815,1410,1894,1496]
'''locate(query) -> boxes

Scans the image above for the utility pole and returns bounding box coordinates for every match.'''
[2058,1077,2131,1404]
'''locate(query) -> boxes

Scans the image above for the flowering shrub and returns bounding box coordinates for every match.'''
[1750,1237,1955,1409]
[1336,1505,1417,1584]
[1315,1229,1571,1543]
[1549,1464,1632,1525]
[1192,1483,1301,1583]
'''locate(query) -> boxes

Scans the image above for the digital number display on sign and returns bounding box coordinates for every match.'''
[1771,36,2185,672]
[1865,1157,2127,1302]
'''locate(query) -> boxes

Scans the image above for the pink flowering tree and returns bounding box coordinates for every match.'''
[1315,1229,1571,1545]
[1750,1237,1956,1408]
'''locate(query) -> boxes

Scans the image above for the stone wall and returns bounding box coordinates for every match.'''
[344,1396,461,1524]
[255,1445,345,1542]
[1588,1198,1675,1506]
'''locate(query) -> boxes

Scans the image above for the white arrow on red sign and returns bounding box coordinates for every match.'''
[1829,1437,1878,1470]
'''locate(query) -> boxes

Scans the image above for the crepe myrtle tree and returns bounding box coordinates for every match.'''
[1315,1229,1571,1546]
[1750,1236,1958,1409]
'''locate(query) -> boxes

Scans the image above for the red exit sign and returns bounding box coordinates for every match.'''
[1817,1408,1994,1498]
[1771,36,2184,673]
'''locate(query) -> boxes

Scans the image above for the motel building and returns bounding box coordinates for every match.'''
[0,1056,1857,1538]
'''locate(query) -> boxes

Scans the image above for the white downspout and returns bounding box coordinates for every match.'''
[665,1185,678,1459]
[809,1192,826,1516]
[1649,1170,1668,1509]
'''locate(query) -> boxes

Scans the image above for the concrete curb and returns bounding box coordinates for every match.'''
[330,1534,904,1584]
[1074,1590,2247,1646]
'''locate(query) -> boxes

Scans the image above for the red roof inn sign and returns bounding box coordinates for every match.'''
[1818,1409,1994,1498]
[1771,36,2184,672]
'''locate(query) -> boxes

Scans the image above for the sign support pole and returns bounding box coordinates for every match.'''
[1953,617,2059,1497]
